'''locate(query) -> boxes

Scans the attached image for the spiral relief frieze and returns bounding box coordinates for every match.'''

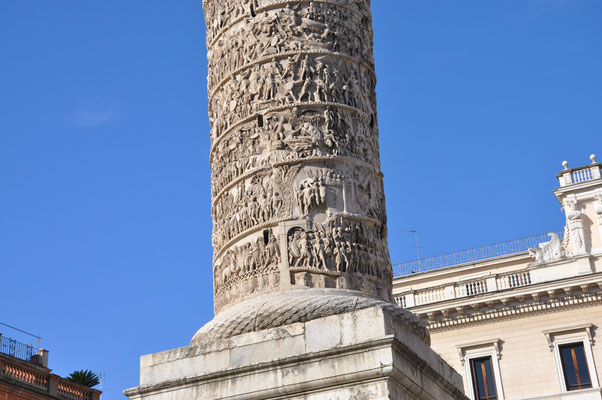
[205,0,392,315]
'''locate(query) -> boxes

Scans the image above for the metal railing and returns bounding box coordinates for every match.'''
[393,230,563,277]
[0,335,37,363]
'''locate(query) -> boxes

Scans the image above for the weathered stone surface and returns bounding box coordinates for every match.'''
[124,306,467,400]
[205,0,393,318]
[191,289,429,343]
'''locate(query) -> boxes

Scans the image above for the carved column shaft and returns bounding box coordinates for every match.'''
[204,0,392,314]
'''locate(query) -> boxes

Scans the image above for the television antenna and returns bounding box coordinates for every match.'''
[402,229,423,270]
[98,372,105,398]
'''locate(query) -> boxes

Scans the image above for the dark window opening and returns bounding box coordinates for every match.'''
[257,114,264,128]
[250,4,256,17]
[470,357,498,400]
[369,114,375,129]
[560,342,592,391]
[263,229,270,246]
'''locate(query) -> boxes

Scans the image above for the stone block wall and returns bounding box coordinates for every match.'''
[430,303,602,399]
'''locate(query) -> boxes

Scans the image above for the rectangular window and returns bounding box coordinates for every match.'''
[470,356,498,400]
[559,342,593,391]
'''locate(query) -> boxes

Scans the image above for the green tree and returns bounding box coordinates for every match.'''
[68,370,100,388]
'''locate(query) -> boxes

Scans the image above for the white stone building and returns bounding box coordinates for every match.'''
[392,155,602,400]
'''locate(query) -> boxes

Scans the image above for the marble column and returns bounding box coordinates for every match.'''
[197,0,395,341]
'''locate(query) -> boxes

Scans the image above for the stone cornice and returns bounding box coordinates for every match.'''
[542,323,594,349]
[554,179,602,204]
[125,336,396,398]
[124,335,466,400]
[422,284,602,332]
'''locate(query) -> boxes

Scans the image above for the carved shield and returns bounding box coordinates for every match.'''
[229,100,238,112]
[288,238,300,258]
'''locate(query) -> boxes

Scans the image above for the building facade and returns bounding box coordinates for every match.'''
[392,155,602,400]
[0,334,101,400]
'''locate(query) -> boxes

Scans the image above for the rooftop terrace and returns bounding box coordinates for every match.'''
[0,333,101,400]
[393,230,564,278]
[0,334,39,364]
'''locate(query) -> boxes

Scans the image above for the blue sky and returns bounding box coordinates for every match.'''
[1,1,600,398]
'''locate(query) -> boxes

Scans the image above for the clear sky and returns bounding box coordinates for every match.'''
[1,1,600,398]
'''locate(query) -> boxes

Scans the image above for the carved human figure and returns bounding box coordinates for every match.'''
[332,227,348,272]
[266,233,281,265]
[314,231,328,270]
[296,175,327,215]
[288,230,301,266]
[564,199,588,255]
[297,231,312,269]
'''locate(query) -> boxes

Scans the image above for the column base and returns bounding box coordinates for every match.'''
[124,305,467,400]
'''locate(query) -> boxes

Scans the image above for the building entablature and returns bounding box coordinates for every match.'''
[396,253,600,324]
[395,250,599,304]
[413,266,602,330]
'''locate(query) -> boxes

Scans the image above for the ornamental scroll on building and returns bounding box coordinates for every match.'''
[204,0,393,315]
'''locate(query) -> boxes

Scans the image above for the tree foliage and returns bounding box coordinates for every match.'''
[68,370,100,388]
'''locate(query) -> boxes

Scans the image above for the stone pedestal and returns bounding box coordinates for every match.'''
[124,306,467,400]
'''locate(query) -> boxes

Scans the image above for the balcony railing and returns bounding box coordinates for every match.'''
[0,335,37,363]
[393,231,563,277]
[557,155,601,187]
[497,270,532,290]
[395,270,536,308]
[0,351,101,400]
